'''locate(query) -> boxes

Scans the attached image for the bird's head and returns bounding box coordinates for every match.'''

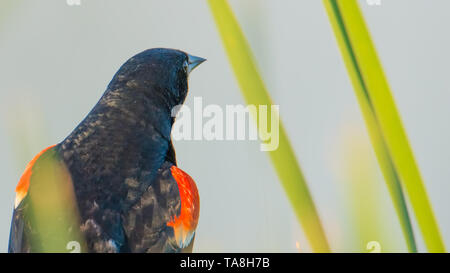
[108,48,206,109]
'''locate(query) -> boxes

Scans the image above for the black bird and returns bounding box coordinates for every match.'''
[9,48,205,253]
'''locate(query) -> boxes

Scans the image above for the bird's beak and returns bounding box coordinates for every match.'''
[187,54,206,74]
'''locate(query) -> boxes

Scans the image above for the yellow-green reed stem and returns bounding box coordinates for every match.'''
[323,1,416,252]
[207,0,330,252]
[27,148,87,252]
[323,0,444,252]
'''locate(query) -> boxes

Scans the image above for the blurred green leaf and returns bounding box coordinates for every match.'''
[337,126,403,252]
[26,147,87,252]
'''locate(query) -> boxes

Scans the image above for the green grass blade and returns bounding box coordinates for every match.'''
[323,0,416,253]
[207,0,330,252]
[323,0,445,252]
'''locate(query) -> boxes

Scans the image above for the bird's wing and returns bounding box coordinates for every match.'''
[166,165,200,251]
[122,161,199,253]
[9,145,85,253]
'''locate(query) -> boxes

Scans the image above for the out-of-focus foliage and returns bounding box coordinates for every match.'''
[25,147,86,252]
[335,125,403,252]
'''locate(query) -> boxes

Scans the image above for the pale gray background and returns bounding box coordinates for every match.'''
[0,0,449,252]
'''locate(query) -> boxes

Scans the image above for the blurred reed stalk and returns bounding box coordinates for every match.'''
[323,0,445,252]
[26,148,87,252]
[7,100,86,252]
[207,0,330,252]
[337,126,401,252]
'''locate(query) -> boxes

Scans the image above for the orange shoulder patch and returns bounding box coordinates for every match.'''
[14,145,57,208]
[167,166,200,248]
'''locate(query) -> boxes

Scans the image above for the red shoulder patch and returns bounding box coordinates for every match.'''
[15,145,56,208]
[167,166,200,247]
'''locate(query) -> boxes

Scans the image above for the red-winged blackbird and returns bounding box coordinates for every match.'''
[9,48,205,253]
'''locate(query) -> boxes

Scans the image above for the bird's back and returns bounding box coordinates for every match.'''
[9,48,203,253]
[9,143,199,253]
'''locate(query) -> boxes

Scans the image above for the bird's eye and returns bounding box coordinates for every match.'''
[183,60,189,74]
